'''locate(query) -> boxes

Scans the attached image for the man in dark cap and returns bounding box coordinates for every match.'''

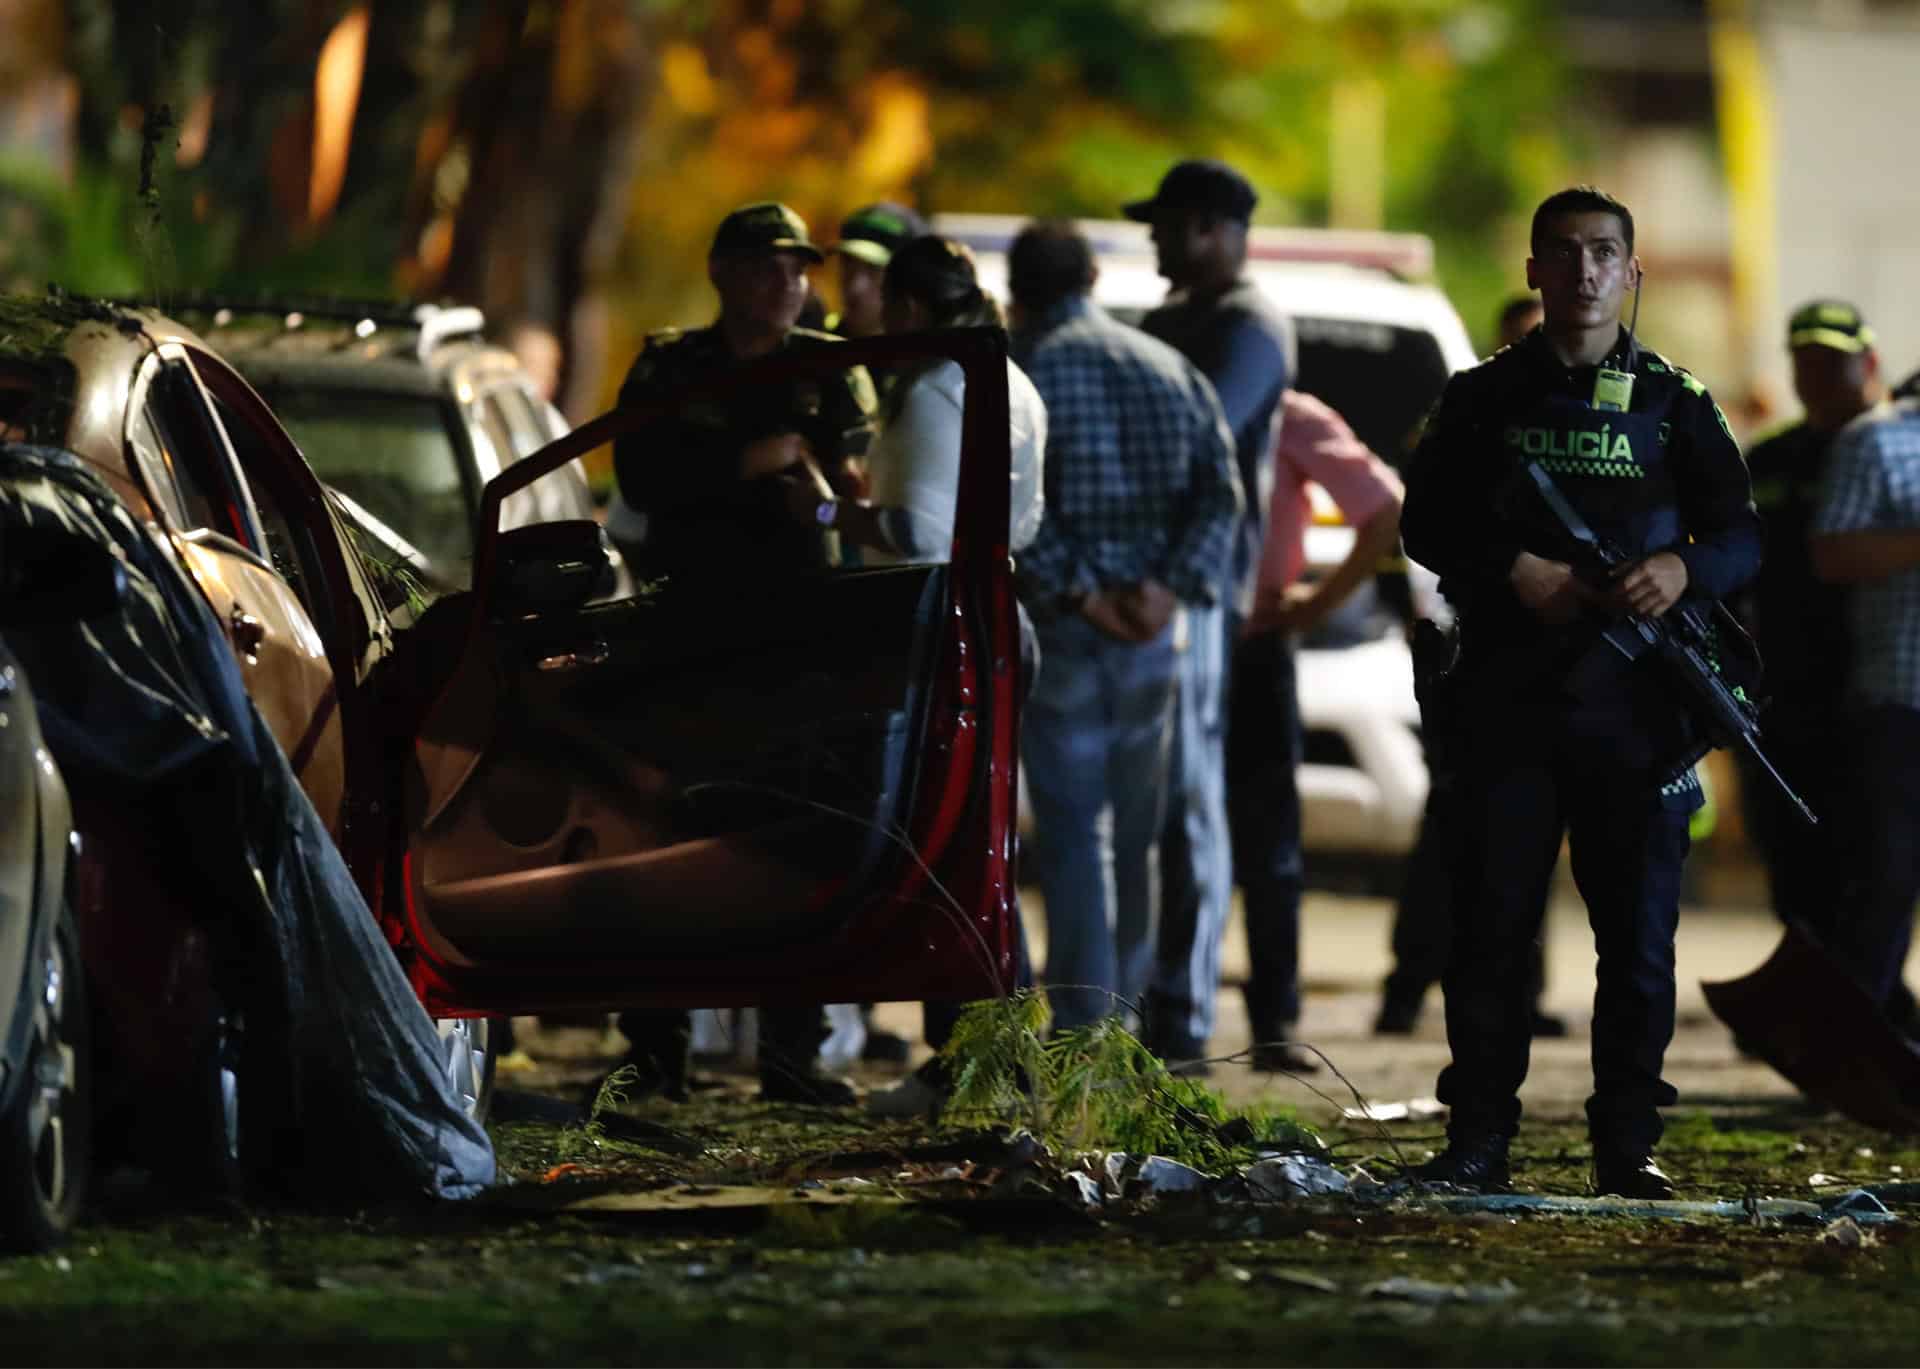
[609,200,876,1107]
[613,201,876,586]
[1738,302,1886,972]
[1123,160,1305,1075]
[829,201,929,340]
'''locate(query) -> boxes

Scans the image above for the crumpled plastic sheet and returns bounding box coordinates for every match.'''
[0,443,493,1200]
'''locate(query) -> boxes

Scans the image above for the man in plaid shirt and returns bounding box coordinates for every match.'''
[1008,220,1243,1033]
[1811,394,1920,1039]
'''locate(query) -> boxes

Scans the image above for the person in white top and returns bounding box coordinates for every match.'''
[787,234,1046,566]
[783,232,1047,1118]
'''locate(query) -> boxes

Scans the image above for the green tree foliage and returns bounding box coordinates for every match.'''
[614,0,1575,367]
[3,0,1573,400]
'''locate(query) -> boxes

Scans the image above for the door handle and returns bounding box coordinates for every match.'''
[534,639,609,672]
[229,606,266,661]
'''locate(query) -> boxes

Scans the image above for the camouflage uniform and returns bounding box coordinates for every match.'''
[614,323,876,579]
[610,323,875,1101]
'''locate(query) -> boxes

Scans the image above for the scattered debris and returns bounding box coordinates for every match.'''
[989,1163,1055,1200]
[1062,1173,1105,1210]
[1214,1118,1259,1147]
[1808,1172,1845,1188]
[1244,1155,1350,1201]
[1134,1156,1212,1196]
[1004,1133,1052,1168]
[1824,1189,1895,1222]
[1821,1216,1875,1249]
[1342,1096,1446,1123]
[1407,1190,1899,1227]
[1364,1276,1518,1305]
[1267,1268,1340,1295]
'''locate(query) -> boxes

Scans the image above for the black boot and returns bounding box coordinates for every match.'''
[1373,993,1423,1036]
[1411,1133,1511,1191]
[1528,1009,1570,1039]
[1593,1151,1675,1200]
[603,1010,691,1104]
[756,1002,855,1106]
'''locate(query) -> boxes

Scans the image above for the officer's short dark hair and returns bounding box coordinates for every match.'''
[1530,186,1634,256]
[1008,220,1095,315]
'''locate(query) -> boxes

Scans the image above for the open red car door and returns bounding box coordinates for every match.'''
[392,327,1021,1019]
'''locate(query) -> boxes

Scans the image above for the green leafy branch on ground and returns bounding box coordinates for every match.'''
[940,990,1322,1171]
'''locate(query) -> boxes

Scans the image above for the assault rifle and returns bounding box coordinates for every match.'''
[1521,462,1818,826]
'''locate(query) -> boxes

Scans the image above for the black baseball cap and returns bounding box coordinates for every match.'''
[833,202,928,268]
[1788,300,1875,354]
[1123,158,1258,224]
[710,202,824,262]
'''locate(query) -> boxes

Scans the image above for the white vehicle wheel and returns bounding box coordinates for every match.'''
[434,1017,498,1124]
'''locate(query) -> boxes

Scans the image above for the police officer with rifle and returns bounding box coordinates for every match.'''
[1401,187,1763,1198]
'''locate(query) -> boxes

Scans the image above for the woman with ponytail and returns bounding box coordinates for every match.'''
[786,234,1046,566]
[786,234,1047,1118]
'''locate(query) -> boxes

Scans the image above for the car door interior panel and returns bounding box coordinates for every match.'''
[397,328,1019,1008]
[408,563,943,958]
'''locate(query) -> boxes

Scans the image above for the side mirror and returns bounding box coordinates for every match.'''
[0,525,128,626]
[489,519,614,618]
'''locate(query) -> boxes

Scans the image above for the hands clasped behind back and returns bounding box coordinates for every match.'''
[1083,579,1178,644]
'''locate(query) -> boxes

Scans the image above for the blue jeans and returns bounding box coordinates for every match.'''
[1023,613,1179,1031]
[1149,604,1234,1046]
[1226,629,1306,1036]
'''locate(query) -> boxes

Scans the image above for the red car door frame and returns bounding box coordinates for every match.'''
[395,326,1023,1018]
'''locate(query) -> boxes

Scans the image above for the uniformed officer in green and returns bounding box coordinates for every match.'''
[827,201,928,340]
[614,201,877,585]
[1735,303,1897,1007]
[609,201,875,1108]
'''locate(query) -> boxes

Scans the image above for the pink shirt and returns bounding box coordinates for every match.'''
[1256,390,1404,595]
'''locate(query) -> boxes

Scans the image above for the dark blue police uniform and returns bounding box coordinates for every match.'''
[1401,327,1759,1158]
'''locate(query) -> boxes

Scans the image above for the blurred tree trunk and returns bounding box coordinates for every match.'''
[422,0,655,418]
[56,0,652,403]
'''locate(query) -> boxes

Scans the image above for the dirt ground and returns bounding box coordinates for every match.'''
[7,884,1920,1367]
[508,883,1851,1167]
[868,886,1813,1126]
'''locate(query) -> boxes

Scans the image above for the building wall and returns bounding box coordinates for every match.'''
[1766,13,1920,393]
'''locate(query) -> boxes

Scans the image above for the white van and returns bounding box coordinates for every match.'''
[937,214,1478,861]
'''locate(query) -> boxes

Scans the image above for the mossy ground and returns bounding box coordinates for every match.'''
[3,1065,1918,1366]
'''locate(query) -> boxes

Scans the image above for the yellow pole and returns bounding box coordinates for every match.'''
[1707,0,1777,391]
[1329,76,1386,231]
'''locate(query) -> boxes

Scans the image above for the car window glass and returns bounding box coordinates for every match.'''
[141,363,256,547]
[257,387,476,580]
[490,385,550,460]
[474,396,521,473]
[125,406,191,528]
[476,394,585,531]
[1292,320,1449,467]
[201,386,313,606]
